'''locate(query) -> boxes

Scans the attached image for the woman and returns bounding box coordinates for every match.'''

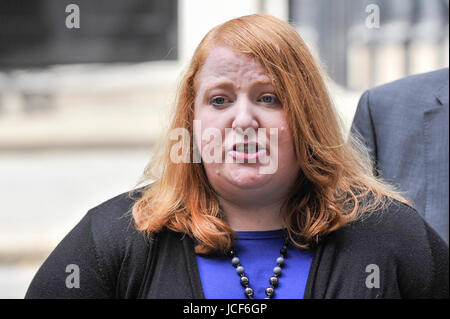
[26,14,448,299]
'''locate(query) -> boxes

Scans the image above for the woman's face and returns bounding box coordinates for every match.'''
[193,45,300,205]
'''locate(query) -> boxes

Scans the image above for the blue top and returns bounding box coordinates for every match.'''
[195,229,314,299]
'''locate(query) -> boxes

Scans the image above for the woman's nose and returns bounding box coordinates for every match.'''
[231,97,259,131]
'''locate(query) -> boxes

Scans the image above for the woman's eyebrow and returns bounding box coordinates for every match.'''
[202,78,274,91]
[202,80,235,93]
[251,79,274,88]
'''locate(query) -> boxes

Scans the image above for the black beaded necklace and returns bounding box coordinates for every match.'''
[227,230,289,299]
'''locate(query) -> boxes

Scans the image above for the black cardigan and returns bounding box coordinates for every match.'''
[25,191,449,299]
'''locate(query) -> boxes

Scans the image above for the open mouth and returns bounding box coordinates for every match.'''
[230,142,267,162]
[233,142,260,154]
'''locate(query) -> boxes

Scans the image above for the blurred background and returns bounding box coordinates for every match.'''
[0,0,448,298]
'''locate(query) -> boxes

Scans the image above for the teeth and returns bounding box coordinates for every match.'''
[236,144,258,153]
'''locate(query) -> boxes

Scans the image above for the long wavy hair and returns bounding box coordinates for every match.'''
[131,14,408,254]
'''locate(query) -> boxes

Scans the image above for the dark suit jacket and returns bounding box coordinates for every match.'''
[351,68,449,243]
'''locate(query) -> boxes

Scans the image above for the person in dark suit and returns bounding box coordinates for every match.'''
[351,68,449,243]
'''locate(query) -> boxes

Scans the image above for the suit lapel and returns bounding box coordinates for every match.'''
[434,81,449,107]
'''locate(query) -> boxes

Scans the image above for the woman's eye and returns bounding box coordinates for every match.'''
[259,95,278,104]
[210,96,230,107]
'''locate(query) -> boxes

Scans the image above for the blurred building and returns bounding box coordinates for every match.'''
[0,0,178,68]
[291,0,449,89]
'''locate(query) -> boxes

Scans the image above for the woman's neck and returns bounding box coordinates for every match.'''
[218,197,284,231]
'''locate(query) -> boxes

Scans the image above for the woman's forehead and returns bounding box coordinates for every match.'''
[197,45,272,86]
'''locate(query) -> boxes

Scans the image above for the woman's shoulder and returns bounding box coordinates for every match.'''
[84,187,155,258]
[86,188,143,237]
[310,199,448,298]
[333,199,438,250]
[25,188,151,298]
[324,198,448,281]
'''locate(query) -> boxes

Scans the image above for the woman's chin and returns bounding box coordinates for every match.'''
[223,164,269,189]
